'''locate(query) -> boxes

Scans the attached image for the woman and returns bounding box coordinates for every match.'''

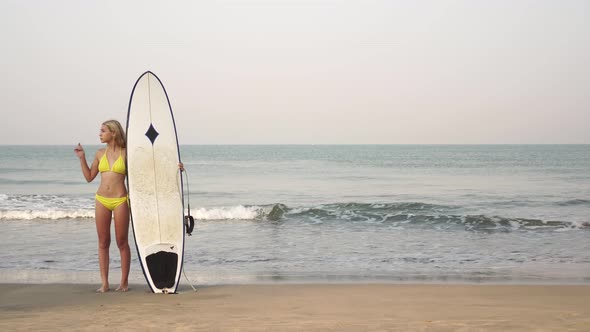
[74,120,130,293]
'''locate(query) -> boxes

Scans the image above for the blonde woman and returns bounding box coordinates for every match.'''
[74,120,130,292]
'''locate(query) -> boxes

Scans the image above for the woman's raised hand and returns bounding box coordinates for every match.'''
[74,143,85,158]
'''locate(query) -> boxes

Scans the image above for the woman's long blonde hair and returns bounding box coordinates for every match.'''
[102,120,126,149]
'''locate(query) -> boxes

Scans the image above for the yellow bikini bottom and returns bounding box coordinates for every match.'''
[95,194,128,211]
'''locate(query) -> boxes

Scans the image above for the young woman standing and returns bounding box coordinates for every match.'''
[74,120,130,293]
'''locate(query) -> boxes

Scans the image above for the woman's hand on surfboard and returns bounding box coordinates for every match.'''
[178,162,184,171]
[74,143,85,158]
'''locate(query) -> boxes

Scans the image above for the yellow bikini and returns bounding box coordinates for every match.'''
[98,148,126,174]
[95,194,127,211]
[96,148,128,211]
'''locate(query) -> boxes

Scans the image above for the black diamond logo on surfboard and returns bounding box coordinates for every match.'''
[145,124,159,145]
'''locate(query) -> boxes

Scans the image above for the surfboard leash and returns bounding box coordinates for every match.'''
[182,167,195,236]
[180,166,198,292]
[182,268,198,292]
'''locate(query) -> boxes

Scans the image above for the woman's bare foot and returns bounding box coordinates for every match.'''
[116,284,129,292]
[96,285,110,293]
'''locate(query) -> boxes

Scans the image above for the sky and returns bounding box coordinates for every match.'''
[1,0,588,145]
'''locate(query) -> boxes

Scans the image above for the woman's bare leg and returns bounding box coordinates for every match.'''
[114,201,130,291]
[95,200,112,292]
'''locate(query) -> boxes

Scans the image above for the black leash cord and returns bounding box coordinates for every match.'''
[182,167,195,236]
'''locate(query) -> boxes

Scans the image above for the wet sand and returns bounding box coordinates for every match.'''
[1,283,589,331]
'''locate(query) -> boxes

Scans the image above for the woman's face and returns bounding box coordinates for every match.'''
[99,125,114,143]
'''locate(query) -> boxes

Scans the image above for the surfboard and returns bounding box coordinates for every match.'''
[126,71,184,294]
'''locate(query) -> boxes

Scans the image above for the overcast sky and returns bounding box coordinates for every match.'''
[1,0,588,144]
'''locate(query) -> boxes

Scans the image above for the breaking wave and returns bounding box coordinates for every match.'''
[192,202,589,231]
[1,193,588,231]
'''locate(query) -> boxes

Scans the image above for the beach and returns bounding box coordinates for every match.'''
[3,0,590,328]
[1,283,589,331]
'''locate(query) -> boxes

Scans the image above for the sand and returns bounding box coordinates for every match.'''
[1,283,589,331]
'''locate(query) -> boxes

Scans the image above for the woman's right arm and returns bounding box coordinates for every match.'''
[75,143,99,182]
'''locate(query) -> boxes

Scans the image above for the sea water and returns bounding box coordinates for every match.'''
[1,145,589,285]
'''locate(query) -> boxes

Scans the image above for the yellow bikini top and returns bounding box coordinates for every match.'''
[98,148,126,175]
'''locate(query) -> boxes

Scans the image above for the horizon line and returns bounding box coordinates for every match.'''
[1,143,589,146]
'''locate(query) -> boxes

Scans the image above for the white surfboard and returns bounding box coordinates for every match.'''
[126,71,184,294]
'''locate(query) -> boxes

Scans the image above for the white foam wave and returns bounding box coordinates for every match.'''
[0,209,94,220]
[192,205,261,220]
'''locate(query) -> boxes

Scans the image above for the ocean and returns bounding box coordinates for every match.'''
[1,145,589,285]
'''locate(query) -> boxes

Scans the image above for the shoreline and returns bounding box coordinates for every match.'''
[3,273,590,287]
[2,266,590,286]
[1,283,589,331]
[2,279,590,286]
